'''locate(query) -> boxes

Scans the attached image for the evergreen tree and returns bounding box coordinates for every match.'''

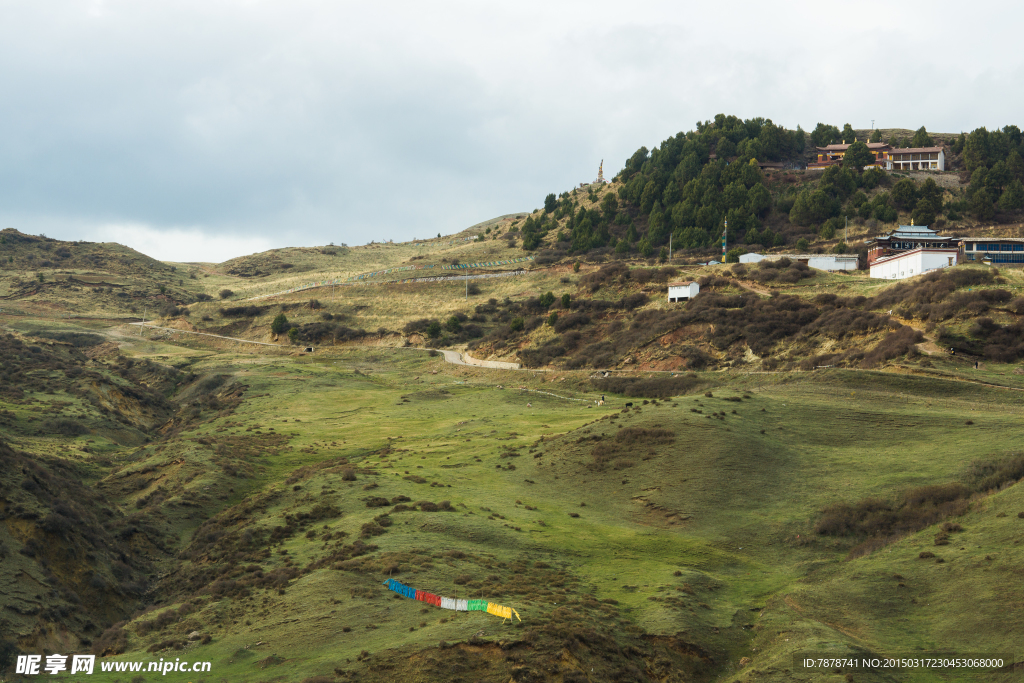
[842,141,876,172]
[271,313,289,335]
[986,160,1011,193]
[910,126,934,148]
[869,129,882,143]
[890,178,918,210]
[1007,150,1024,181]
[792,125,806,153]
[911,198,937,226]
[748,184,772,217]
[970,189,995,220]
[952,132,966,155]
[811,123,841,147]
[544,193,557,213]
[841,123,857,144]
[999,179,1024,211]
[625,221,638,244]
[716,137,737,159]
[725,247,745,263]
[640,180,658,213]
[963,128,991,174]
[918,178,943,208]
[600,192,618,220]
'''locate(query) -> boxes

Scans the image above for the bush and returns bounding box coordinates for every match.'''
[510,317,525,332]
[42,419,88,437]
[219,289,234,299]
[553,312,589,333]
[620,293,648,310]
[860,326,923,367]
[33,331,104,347]
[590,375,702,398]
[221,305,266,318]
[92,623,128,655]
[0,638,19,674]
[271,313,289,334]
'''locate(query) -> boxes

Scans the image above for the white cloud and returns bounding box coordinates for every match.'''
[89,223,275,263]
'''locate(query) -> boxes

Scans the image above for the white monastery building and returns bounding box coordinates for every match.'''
[886,147,945,172]
[869,247,959,280]
[668,281,700,302]
[739,253,858,271]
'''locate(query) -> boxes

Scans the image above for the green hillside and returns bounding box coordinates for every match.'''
[5,124,1024,681]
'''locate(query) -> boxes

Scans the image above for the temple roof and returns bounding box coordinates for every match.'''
[888,147,944,154]
[890,224,943,237]
[815,142,891,152]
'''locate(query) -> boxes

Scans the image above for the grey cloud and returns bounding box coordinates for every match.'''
[0,0,1021,260]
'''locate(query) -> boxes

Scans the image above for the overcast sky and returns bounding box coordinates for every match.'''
[0,1,1020,262]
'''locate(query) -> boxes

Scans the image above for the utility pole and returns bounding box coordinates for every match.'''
[668,234,673,261]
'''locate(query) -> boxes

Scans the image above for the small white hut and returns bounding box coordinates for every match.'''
[668,281,700,302]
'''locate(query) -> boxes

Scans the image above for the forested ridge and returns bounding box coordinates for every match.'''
[511,115,1024,263]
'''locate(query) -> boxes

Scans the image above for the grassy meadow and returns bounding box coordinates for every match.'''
[4,224,1024,681]
[4,321,1022,680]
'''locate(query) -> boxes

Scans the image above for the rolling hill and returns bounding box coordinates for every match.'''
[4,126,1024,681]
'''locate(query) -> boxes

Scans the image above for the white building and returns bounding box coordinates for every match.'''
[668,281,700,302]
[886,147,945,172]
[869,247,959,280]
[740,253,858,271]
[805,255,858,271]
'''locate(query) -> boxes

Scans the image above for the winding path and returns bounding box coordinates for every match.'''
[126,322,286,347]
[125,322,521,368]
[435,349,520,370]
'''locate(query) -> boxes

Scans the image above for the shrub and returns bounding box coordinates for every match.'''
[860,326,923,367]
[221,305,266,318]
[271,313,289,334]
[620,293,648,310]
[34,331,104,347]
[91,623,128,655]
[553,312,589,333]
[591,375,702,398]
[219,289,234,299]
[42,419,88,437]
